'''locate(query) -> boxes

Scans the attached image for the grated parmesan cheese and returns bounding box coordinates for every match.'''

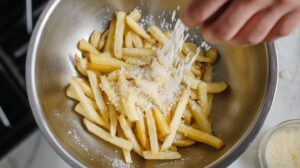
[265,127,300,168]
[122,17,198,116]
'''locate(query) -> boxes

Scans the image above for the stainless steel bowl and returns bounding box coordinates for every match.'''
[26,0,278,167]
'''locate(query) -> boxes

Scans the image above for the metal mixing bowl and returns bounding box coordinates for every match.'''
[26,0,278,167]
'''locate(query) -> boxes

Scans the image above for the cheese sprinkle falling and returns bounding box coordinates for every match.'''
[125,18,198,116]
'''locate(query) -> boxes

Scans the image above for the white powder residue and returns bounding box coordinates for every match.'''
[280,70,292,80]
[111,159,131,168]
[265,127,300,168]
[68,129,89,152]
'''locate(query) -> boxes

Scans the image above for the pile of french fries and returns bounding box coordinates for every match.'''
[66,9,228,163]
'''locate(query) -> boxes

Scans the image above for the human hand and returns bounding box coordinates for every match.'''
[181,0,300,46]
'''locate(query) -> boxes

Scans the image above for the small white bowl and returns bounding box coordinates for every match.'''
[258,119,300,168]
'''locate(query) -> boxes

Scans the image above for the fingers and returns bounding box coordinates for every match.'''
[181,0,228,27]
[264,9,300,42]
[202,0,272,43]
[231,2,296,46]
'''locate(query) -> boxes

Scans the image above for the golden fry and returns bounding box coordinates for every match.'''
[84,118,133,150]
[145,109,159,153]
[114,11,126,58]
[126,16,154,43]
[161,89,190,151]
[118,114,143,156]
[89,30,102,48]
[188,99,211,133]
[178,124,224,150]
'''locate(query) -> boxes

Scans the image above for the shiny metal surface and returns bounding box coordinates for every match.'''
[26,0,278,167]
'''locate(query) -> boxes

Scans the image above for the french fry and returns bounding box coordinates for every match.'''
[188,99,211,133]
[196,55,212,62]
[118,73,140,121]
[118,114,143,156]
[181,44,211,63]
[182,43,198,56]
[183,73,201,89]
[87,70,109,121]
[198,81,208,111]
[131,32,143,48]
[107,70,119,81]
[128,9,141,21]
[203,65,213,82]
[97,31,108,51]
[89,51,111,58]
[144,42,153,49]
[182,43,212,63]
[89,30,102,48]
[205,93,214,117]
[75,103,102,125]
[173,138,196,147]
[126,16,154,43]
[206,48,218,64]
[125,31,133,48]
[207,82,228,93]
[178,124,224,149]
[75,56,88,76]
[169,145,177,152]
[122,149,132,163]
[75,78,95,100]
[190,89,198,100]
[145,109,159,153]
[88,63,120,73]
[84,118,133,151]
[182,108,192,125]
[78,39,100,55]
[89,53,129,67]
[122,48,155,58]
[123,56,150,66]
[148,25,169,44]
[157,133,165,142]
[191,66,202,77]
[143,151,181,160]
[152,107,170,137]
[69,78,109,128]
[99,76,122,111]
[104,18,116,52]
[109,104,118,137]
[66,86,97,109]
[117,128,133,163]
[136,116,150,150]
[74,103,88,116]
[161,89,190,151]
[114,11,126,58]
[88,53,131,72]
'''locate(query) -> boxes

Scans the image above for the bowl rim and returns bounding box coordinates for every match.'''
[26,0,278,167]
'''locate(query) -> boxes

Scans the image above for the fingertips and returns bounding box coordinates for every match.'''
[181,0,229,28]
[264,9,300,42]
[181,0,199,27]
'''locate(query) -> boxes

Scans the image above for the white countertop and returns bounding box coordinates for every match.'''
[1,29,300,168]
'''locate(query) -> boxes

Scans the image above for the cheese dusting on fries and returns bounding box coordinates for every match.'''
[66,9,228,163]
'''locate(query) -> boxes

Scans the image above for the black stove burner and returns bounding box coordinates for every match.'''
[0,0,48,158]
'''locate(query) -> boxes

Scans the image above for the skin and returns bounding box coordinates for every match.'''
[181,0,300,46]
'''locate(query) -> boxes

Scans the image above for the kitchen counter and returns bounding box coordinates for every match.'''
[1,29,299,168]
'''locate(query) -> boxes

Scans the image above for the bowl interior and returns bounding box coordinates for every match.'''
[28,0,269,167]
